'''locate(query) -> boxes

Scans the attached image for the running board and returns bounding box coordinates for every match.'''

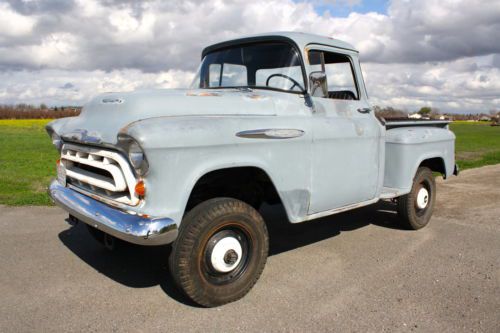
[305,197,379,221]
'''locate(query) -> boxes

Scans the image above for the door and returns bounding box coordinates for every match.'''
[307,48,381,214]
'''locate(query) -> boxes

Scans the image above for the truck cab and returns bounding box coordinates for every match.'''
[47,32,457,307]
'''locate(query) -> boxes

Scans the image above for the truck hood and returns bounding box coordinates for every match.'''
[53,88,279,144]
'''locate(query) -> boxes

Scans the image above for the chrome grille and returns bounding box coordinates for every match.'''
[60,143,139,206]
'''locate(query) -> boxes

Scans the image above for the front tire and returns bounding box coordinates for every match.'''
[169,198,269,307]
[397,167,436,230]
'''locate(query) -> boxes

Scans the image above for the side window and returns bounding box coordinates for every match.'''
[308,50,359,100]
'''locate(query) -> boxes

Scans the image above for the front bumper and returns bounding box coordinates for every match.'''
[48,180,178,246]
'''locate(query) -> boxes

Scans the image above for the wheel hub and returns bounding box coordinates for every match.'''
[209,236,243,273]
[224,249,239,265]
[416,187,429,209]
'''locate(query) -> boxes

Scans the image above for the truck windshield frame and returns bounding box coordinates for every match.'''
[191,41,307,94]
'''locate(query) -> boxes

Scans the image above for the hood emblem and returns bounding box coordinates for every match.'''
[101,98,124,104]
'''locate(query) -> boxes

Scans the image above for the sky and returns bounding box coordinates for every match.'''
[0,0,499,114]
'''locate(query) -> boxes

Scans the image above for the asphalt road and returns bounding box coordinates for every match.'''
[1,165,499,332]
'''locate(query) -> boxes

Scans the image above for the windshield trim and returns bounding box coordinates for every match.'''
[200,36,308,93]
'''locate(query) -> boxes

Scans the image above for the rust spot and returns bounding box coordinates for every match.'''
[243,93,268,101]
[186,91,221,97]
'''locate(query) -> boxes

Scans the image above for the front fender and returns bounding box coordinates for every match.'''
[122,115,312,225]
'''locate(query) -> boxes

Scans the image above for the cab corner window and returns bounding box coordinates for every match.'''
[308,50,359,100]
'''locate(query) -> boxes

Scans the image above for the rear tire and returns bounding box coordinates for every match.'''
[169,198,269,307]
[397,167,436,230]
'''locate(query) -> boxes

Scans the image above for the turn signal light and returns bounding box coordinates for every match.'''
[134,180,146,197]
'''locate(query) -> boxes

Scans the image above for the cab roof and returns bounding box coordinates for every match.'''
[201,31,357,58]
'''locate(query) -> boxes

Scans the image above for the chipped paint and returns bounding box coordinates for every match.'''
[354,121,365,136]
[243,93,269,101]
[279,189,311,221]
[186,91,221,97]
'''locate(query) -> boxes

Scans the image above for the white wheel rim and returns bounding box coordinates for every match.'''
[210,236,243,273]
[416,187,429,209]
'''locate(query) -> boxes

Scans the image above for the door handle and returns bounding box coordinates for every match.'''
[357,107,372,114]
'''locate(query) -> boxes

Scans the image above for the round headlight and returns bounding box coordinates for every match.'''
[51,132,62,151]
[128,141,145,170]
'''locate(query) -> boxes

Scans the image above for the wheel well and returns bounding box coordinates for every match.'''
[419,157,446,177]
[185,167,282,212]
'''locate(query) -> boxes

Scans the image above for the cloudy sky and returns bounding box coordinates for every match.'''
[0,0,499,113]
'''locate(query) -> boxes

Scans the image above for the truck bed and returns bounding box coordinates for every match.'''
[382,123,456,194]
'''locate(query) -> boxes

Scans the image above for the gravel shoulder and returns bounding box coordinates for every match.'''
[0,165,499,332]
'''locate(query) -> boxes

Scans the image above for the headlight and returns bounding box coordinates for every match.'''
[118,134,149,176]
[51,132,63,152]
[128,141,145,169]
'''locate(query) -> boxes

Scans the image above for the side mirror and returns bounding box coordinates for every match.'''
[309,71,328,98]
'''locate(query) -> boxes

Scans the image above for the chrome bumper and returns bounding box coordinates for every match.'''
[48,180,178,246]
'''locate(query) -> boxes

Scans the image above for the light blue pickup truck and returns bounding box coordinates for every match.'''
[47,32,458,307]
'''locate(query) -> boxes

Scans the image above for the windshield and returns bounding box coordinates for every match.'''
[190,42,305,93]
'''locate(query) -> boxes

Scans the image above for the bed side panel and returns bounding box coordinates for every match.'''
[384,127,455,190]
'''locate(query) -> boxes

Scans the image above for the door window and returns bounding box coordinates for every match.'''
[309,50,359,100]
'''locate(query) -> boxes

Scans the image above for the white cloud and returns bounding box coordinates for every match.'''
[0,2,36,37]
[363,55,500,112]
[0,69,194,105]
[0,0,499,113]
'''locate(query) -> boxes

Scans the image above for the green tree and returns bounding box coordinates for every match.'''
[418,106,432,116]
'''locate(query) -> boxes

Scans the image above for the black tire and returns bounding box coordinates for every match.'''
[85,224,123,251]
[397,167,436,230]
[169,197,269,307]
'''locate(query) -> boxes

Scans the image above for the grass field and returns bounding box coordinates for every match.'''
[0,120,58,205]
[450,121,500,169]
[0,119,499,206]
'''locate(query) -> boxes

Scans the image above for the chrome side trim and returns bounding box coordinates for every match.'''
[236,128,304,139]
[49,180,178,246]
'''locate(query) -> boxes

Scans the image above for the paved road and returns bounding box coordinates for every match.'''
[1,165,499,332]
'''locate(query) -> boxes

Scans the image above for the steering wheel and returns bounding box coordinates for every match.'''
[266,73,304,92]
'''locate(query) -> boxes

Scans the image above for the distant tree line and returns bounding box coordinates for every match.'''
[0,104,81,119]
[373,106,408,119]
[374,105,499,122]
[1,103,498,122]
